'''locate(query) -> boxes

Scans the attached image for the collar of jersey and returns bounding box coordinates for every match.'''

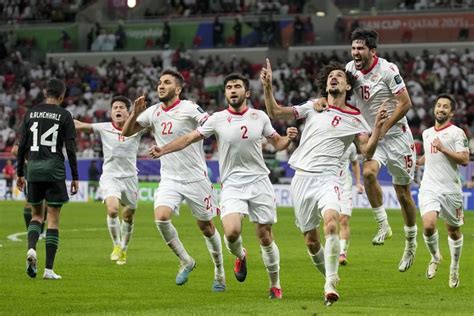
[112,121,122,131]
[434,122,452,132]
[227,106,249,116]
[360,55,379,75]
[328,104,361,115]
[161,99,181,112]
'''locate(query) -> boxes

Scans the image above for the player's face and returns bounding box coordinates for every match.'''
[351,40,375,71]
[157,74,181,103]
[225,79,249,109]
[434,98,454,124]
[326,69,350,96]
[111,101,130,124]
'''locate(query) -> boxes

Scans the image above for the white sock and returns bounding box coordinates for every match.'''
[339,239,349,255]
[155,220,192,265]
[107,215,121,246]
[423,231,440,261]
[121,221,134,251]
[308,247,325,277]
[448,235,463,272]
[261,241,281,288]
[204,230,224,277]
[373,205,388,224]
[404,225,418,245]
[324,234,340,279]
[224,235,245,259]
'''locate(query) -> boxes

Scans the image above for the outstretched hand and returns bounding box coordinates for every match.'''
[133,95,147,115]
[260,58,273,89]
[149,145,163,159]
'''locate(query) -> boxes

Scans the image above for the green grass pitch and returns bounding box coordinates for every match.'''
[0,201,473,315]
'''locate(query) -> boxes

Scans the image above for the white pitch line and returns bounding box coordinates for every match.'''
[7,228,103,242]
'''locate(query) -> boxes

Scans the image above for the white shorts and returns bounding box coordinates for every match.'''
[340,174,353,217]
[100,175,139,209]
[419,189,464,227]
[154,178,217,221]
[372,130,415,185]
[220,177,277,224]
[291,173,341,233]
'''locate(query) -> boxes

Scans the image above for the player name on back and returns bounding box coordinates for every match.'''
[29,112,62,121]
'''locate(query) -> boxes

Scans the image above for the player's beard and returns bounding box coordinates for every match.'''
[227,95,246,109]
[355,55,370,70]
[328,87,342,98]
[435,113,450,125]
[159,90,175,103]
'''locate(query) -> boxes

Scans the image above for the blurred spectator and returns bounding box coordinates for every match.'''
[233,16,242,47]
[213,17,224,48]
[293,16,304,45]
[115,22,126,50]
[87,27,95,51]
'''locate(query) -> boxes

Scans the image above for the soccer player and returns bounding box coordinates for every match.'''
[316,28,418,272]
[261,59,386,305]
[417,94,468,288]
[148,72,298,300]
[122,69,226,292]
[16,78,79,280]
[74,96,146,265]
[338,142,364,265]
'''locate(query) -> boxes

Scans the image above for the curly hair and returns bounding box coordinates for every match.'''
[316,62,356,101]
[350,27,379,49]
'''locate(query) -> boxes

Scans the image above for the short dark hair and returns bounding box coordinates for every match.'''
[45,78,66,99]
[111,95,132,110]
[350,27,378,49]
[160,69,185,87]
[317,61,356,101]
[223,72,249,91]
[436,93,457,111]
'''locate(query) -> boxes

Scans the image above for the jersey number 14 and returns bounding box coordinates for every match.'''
[30,122,59,153]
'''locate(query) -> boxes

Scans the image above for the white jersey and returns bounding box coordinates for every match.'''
[420,123,469,194]
[197,107,276,186]
[92,122,143,178]
[137,99,209,182]
[289,101,370,176]
[346,56,408,136]
[340,142,358,181]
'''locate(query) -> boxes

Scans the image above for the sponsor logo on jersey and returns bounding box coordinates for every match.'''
[197,106,205,113]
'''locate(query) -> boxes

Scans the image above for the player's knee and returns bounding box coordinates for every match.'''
[339,215,349,227]
[225,231,240,243]
[363,168,377,182]
[305,238,321,252]
[447,226,461,240]
[107,206,119,217]
[122,212,134,223]
[324,220,338,235]
[198,220,215,237]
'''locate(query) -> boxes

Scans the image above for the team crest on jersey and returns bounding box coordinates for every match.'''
[250,113,258,120]
[173,110,181,117]
[352,117,361,125]
[156,110,161,117]
[371,74,380,82]
[227,116,232,123]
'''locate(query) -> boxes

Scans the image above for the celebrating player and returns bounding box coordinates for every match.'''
[417,94,468,288]
[261,59,386,305]
[315,28,418,272]
[338,143,364,265]
[149,72,298,300]
[74,96,146,265]
[122,69,226,292]
[16,78,78,280]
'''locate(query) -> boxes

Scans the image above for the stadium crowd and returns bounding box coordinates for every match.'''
[0,0,92,24]
[0,45,473,159]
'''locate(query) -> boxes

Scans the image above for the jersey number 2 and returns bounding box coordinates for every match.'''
[241,126,248,139]
[30,122,59,153]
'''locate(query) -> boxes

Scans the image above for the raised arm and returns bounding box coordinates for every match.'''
[267,127,298,151]
[74,119,93,132]
[149,130,204,159]
[122,95,147,137]
[261,58,297,120]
